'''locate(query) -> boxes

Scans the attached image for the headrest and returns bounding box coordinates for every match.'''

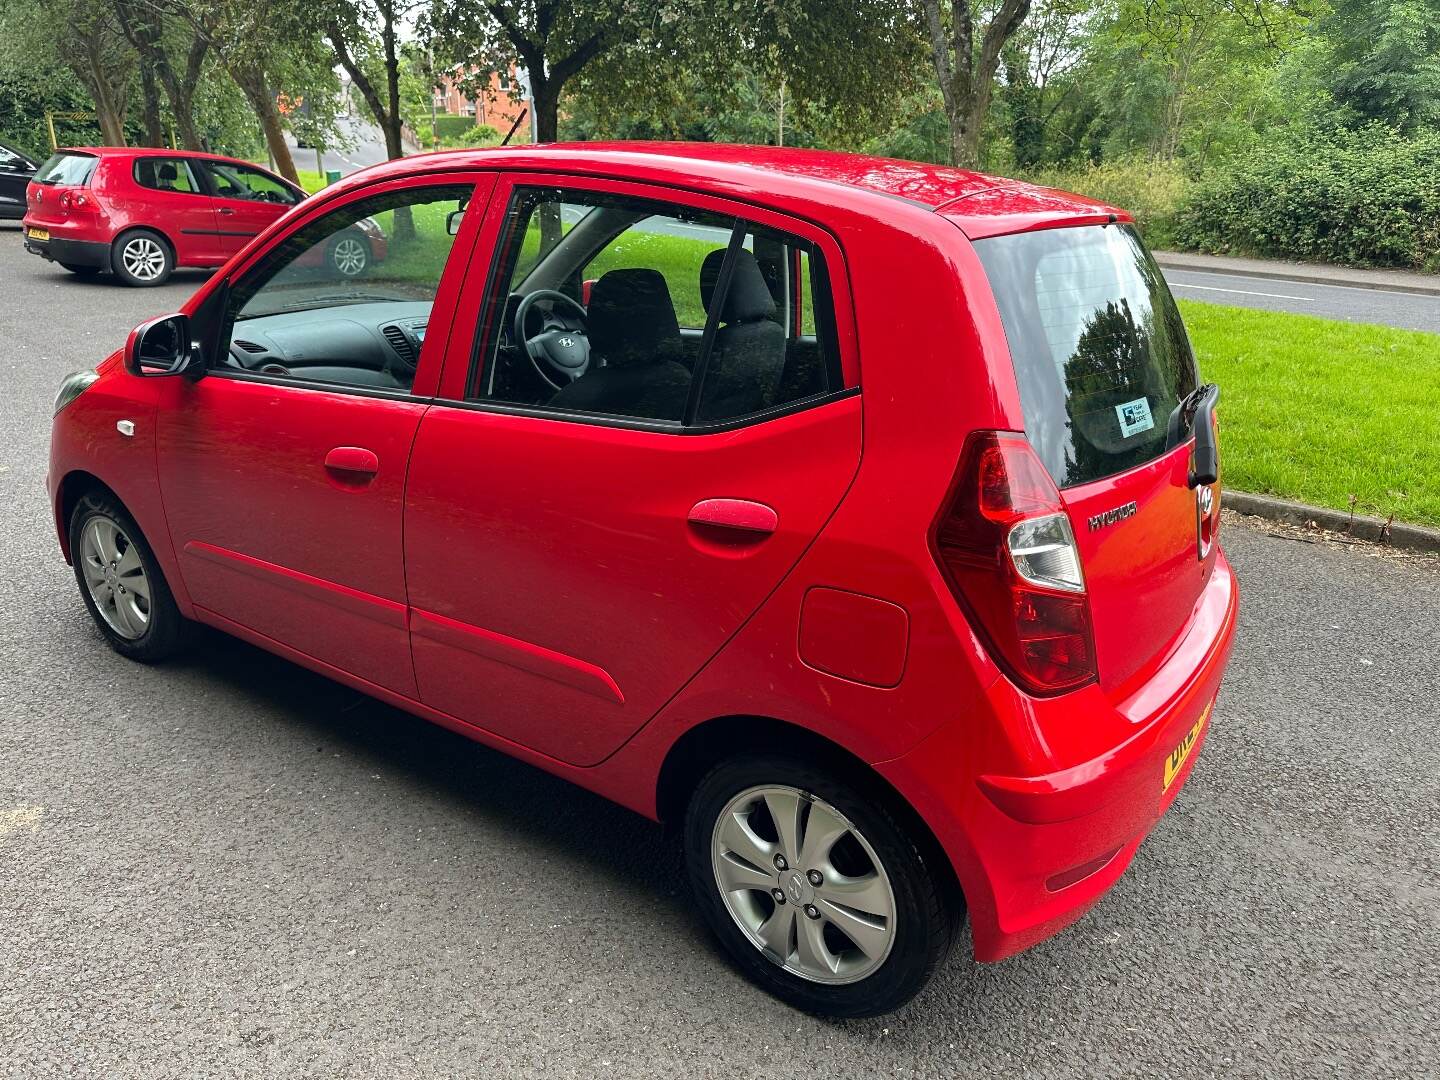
[157,161,178,182]
[700,248,777,324]
[587,268,682,369]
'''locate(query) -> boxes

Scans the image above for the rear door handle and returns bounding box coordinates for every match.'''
[688,498,778,536]
[324,446,379,477]
[217,207,236,215]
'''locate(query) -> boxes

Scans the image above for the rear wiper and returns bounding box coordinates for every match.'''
[1166,383,1220,487]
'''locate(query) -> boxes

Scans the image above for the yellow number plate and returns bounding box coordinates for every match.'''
[1162,702,1212,792]
[27,227,49,242]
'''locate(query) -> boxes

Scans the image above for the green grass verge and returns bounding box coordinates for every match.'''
[1181,300,1440,527]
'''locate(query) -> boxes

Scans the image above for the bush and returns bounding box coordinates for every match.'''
[1020,157,1189,249]
[438,123,500,149]
[1174,125,1440,270]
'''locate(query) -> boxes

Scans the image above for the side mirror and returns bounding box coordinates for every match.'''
[581,278,597,306]
[125,313,202,378]
[446,209,466,236]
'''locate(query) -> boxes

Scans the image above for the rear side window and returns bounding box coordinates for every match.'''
[33,152,97,186]
[975,224,1198,488]
[133,157,202,194]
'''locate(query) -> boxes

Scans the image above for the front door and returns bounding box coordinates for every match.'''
[155,174,492,695]
[195,160,299,258]
[403,175,862,766]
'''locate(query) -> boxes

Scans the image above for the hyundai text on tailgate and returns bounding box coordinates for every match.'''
[46,143,1237,1017]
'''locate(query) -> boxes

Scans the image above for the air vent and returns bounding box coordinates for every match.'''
[382,324,417,364]
[233,339,267,353]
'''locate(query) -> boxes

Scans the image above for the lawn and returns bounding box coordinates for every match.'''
[1181,300,1440,527]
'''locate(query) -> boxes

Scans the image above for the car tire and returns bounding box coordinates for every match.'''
[684,753,959,1017]
[69,491,188,663]
[111,228,174,287]
[60,262,102,276]
[327,232,370,278]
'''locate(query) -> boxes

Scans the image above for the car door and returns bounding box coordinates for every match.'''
[126,155,227,265]
[196,160,302,257]
[402,174,862,767]
[153,173,493,696]
[0,142,36,218]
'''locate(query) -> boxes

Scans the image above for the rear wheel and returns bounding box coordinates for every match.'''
[684,754,958,1017]
[69,491,187,662]
[111,229,174,287]
[60,262,102,276]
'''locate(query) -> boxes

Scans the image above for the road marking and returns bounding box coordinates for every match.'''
[1171,282,1314,302]
[0,804,44,837]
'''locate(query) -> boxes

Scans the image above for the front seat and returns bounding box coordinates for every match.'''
[548,268,691,421]
[696,248,787,420]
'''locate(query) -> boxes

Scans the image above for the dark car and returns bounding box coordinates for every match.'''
[0,140,40,219]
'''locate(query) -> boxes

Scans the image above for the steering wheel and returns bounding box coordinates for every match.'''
[514,289,590,391]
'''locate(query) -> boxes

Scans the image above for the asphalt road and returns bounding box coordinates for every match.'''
[1165,267,1440,335]
[2,227,1438,1078]
[283,116,392,178]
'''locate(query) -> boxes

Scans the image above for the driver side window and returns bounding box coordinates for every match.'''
[220,183,474,393]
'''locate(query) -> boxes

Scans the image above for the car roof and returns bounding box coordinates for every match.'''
[59,146,275,168]
[322,141,1127,240]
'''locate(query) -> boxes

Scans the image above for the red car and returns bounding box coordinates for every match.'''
[21,146,385,286]
[47,143,1236,1016]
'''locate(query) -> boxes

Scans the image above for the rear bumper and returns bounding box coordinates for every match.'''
[24,233,109,268]
[879,549,1239,962]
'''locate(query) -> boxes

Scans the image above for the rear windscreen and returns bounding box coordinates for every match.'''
[975,224,1198,488]
[34,153,97,186]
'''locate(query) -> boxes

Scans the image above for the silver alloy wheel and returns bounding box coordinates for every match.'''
[331,236,367,276]
[78,516,151,640]
[711,784,897,984]
[121,236,167,281]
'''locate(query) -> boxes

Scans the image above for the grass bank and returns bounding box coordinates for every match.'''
[1182,300,1440,527]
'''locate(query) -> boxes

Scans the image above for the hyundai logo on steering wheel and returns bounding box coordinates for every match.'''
[558,337,574,348]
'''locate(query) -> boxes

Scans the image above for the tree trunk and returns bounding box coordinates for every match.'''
[139,62,165,146]
[233,63,298,183]
[532,80,559,144]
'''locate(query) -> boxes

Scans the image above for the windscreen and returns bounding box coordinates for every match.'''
[34,152,98,186]
[975,224,1198,488]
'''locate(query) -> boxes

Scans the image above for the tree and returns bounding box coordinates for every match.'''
[919,0,1035,168]
[0,0,135,145]
[111,0,210,149]
[1321,0,1440,130]
[325,0,427,161]
[427,1,708,144]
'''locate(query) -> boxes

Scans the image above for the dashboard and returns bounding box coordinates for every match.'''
[224,300,433,390]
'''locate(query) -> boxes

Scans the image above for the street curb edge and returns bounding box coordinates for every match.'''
[1154,254,1440,299]
[1225,491,1440,554]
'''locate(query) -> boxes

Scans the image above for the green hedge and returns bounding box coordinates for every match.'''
[1174,125,1440,270]
[1021,157,1189,249]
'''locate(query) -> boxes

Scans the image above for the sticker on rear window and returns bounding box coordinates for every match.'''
[1115,397,1155,439]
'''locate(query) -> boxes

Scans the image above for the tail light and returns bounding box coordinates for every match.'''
[57,191,90,211]
[932,431,1097,695]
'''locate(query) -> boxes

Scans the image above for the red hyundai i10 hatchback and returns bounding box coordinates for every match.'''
[47,143,1236,1016]
[22,146,386,286]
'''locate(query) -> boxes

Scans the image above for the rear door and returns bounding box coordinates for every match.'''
[403,174,862,766]
[973,223,1218,694]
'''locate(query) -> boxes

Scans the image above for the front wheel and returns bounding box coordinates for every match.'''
[327,233,370,278]
[684,755,959,1017]
[69,491,188,662]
